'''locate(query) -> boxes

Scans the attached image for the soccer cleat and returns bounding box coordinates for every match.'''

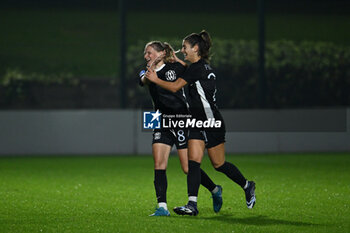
[211,185,223,213]
[149,207,170,216]
[173,202,199,216]
[244,181,256,209]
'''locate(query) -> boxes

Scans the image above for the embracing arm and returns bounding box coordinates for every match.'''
[140,75,149,85]
[145,68,187,93]
[138,70,150,86]
[173,51,187,68]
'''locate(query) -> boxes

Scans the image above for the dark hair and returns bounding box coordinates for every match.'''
[144,41,175,63]
[184,30,212,62]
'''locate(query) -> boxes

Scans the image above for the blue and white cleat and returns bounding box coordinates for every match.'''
[173,202,199,216]
[212,185,223,213]
[149,207,170,216]
[244,181,256,209]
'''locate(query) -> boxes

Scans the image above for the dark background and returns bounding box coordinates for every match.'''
[1,0,349,109]
[2,0,350,13]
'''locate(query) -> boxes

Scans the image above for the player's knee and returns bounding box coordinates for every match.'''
[154,161,167,170]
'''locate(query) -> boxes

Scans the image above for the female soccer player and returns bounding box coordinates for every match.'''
[145,32,256,216]
[140,41,223,216]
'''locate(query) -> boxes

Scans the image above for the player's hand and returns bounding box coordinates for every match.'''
[149,53,165,68]
[172,50,180,63]
[145,67,158,82]
[172,50,187,67]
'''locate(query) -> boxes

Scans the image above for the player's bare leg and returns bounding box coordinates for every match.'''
[177,148,188,174]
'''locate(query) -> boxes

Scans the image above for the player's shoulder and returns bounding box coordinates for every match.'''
[166,61,185,69]
[197,59,213,70]
[187,59,208,72]
[198,60,216,77]
[164,62,186,74]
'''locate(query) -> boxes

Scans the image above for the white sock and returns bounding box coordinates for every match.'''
[158,202,168,210]
[211,186,219,194]
[244,180,249,189]
[188,196,197,203]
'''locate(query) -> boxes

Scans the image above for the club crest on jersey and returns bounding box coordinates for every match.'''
[165,70,176,81]
[154,132,161,140]
[143,110,162,129]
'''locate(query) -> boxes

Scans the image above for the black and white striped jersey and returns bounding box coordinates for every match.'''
[142,62,188,114]
[182,59,225,125]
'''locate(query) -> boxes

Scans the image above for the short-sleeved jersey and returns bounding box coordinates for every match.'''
[142,62,188,114]
[182,59,225,126]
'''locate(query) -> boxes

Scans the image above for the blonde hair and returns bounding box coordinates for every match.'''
[145,41,175,63]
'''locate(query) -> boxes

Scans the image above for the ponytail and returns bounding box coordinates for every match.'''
[163,42,175,63]
[184,30,212,62]
[199,30,212,52]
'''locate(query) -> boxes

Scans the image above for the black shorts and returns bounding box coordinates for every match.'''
[152,129,188,149]
[188,129,226,148]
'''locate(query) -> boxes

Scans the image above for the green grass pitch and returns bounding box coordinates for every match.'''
[1,153,349,233]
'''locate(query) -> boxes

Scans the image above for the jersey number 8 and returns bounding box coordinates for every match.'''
[177,130,186,142]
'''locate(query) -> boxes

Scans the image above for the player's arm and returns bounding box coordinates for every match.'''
[140,54,165,86]
[139,70,150,86]
[173,51,187,67]
[140,75,149,85]
[146,68,187,93]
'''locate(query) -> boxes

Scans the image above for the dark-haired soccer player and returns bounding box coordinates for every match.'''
[140,41,223,216]
[146,31,256,216]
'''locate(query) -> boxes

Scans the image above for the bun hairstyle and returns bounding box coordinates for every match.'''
[184,30,212,62]
[145,41,175,63]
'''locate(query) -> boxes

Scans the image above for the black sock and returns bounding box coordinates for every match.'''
[200,169,216,192]
[187,160,201,197]
[188,201,197,208]
[154,169,167,203]
[215,161,246,188]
